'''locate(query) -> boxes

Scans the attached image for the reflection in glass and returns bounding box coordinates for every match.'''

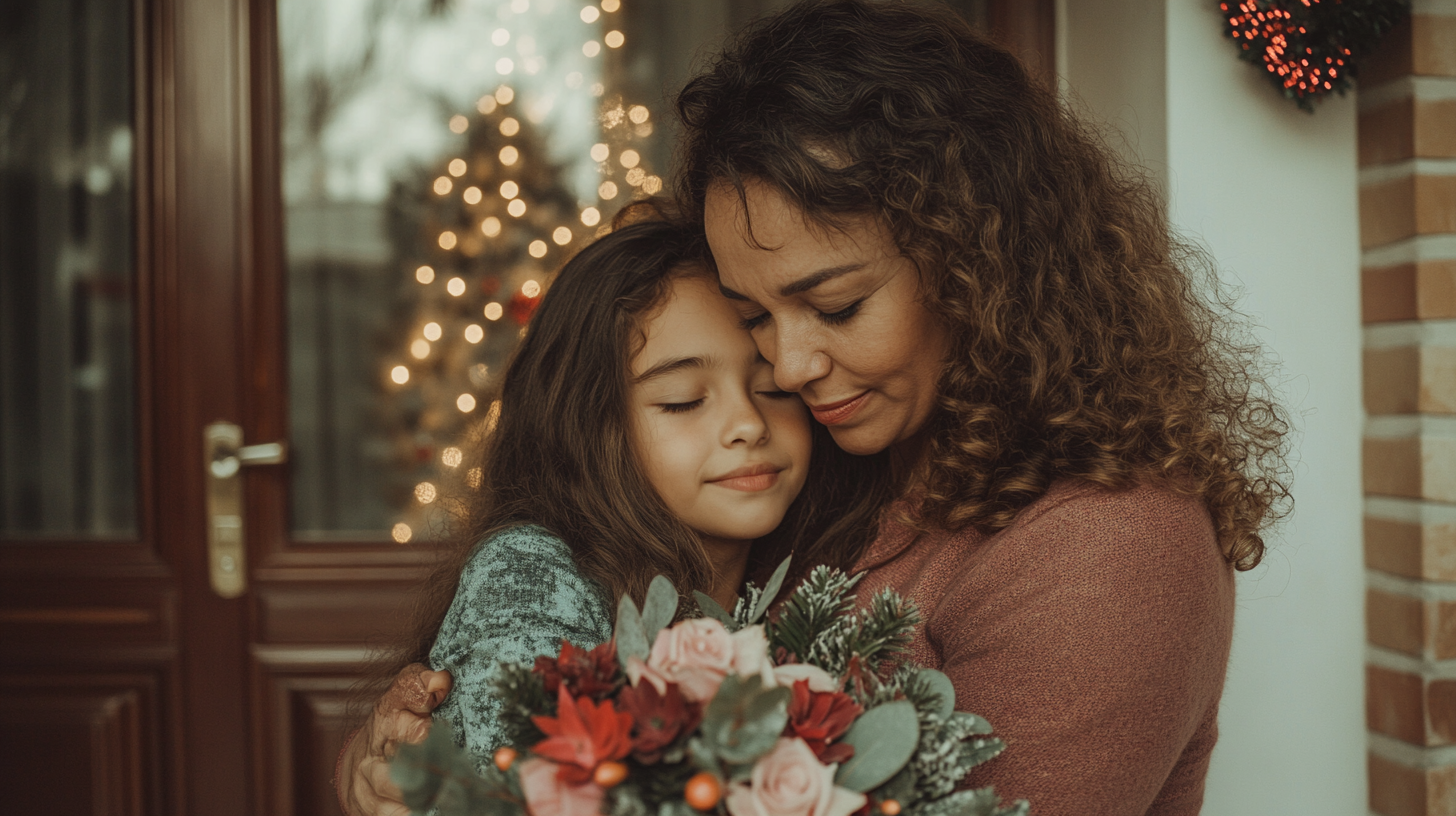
[280,0,660,540]
[0,2,136,537]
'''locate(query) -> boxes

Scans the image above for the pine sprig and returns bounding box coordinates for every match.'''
[768,565,861,662]
[849,588,920,667]
[491,662,552,748]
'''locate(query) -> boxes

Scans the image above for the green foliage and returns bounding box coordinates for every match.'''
[691,590,737,630]
[769,565,860,663]
[392,722,526,816]
[616,594,651,665]
[834,700,920,792]
[769,579,920,678]
[491,662,551,748]
[641,575,679,641]
[689,674,791,769]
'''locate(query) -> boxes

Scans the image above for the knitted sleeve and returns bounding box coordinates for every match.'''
[428,525,615,772]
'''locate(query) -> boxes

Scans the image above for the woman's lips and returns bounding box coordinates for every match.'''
[809,391,870,425]
[707,464,783,492]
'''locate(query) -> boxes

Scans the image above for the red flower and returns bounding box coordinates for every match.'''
[533,639,621,700]
[617,680,702,764]
[785,679,863,764]
[531,686,634,785]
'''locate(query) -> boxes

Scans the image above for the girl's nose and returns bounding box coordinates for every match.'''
[724,393,770,447]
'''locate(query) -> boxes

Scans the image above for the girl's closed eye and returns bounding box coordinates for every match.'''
[658,398,704,414]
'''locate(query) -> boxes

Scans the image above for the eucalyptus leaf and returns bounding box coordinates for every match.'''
[641,575,679,643]
[700,674,792,765]
[915,668,956,720]
[749,556,792,623]
[693,590,738,630]
[616,594,650,664]
[834,700,919,793]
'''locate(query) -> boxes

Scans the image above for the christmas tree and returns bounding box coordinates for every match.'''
[379,2,661,544]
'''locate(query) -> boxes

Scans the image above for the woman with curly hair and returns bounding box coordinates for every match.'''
[341,2,1290,814]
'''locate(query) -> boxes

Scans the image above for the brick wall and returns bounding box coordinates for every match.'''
[1361,3,1456,814]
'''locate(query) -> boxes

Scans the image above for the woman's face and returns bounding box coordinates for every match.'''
[628,273,812,544]
[704,181,949,456]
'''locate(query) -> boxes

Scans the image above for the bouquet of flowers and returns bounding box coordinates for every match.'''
[393,560,1028,816]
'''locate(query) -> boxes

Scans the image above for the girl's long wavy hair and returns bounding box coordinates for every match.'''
[388,215,893,673]
[675,0,1291,569]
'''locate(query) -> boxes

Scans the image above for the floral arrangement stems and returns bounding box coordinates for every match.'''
[395,559,1030,816]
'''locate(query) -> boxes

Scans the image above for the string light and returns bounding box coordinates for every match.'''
[500,117,521,136]
[529,240,548,258]
[508,199,527,217]
[522,280,542,297]
[566,71,583,88]
[481,216,502,237]
[411,339,431,359]
[485,302,504,321]
[598,181,618,199]
[628,105,649,124]
[415,265,435,284]
[605,30,624,48]
[433,177,453,195]
[448,158,467,176]
[619,149,640,168]
[500,180,520,199]
[415,482,438,504]
[457,393,477,412]
[590,83,604,97]
[464,324,484,343]
[553,226,573,244]
[496,86,515,104]
[439,230,458,249]
[625,167,645,186]
[477,95,498,114]
[449,115,469,134]
[581,207,601,226]
[492,28,511,46]
[499,146,520,165]
[485,400,502,432]
[466,468,482,488]
[423,322,443,341]
[510,0,528,12]
[447,277,467,296]
[583,41,601,57]
[643,175,662,194]
[581,6,600,23]
[497,57,515,75]
[464,186,483,204]
[392,523,412,543]
[390,365,410,384]
[602,0,619,11]
[590,143,609,162]
[442,446,463,467]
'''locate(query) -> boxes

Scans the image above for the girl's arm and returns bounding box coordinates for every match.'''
[430,525,615,768]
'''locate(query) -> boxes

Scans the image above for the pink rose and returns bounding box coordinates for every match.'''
[518,757,605,816]
[772,663,839,694]
[725,738,866,816]
[646,618,735,702]
[625,654,669,695]
[731,625,776,687]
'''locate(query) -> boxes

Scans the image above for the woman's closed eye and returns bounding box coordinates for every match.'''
[739,299,864,331]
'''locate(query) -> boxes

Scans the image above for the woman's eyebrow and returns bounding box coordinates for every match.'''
[717,263,864,301]
[633,355,713,384]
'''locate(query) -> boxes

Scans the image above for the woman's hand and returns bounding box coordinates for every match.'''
[336,664,452,816]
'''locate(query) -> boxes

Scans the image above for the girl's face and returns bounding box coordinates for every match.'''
[704,181,949,456]
[629,273,812,544]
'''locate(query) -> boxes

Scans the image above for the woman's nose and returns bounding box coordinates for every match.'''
[766,320,831,393]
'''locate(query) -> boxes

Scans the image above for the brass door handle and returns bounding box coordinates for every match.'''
[203,422,288,598]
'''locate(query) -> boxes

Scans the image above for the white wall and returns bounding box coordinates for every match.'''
[1062,2,1367,813]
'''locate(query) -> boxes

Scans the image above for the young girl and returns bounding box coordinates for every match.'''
[392,216,891,773]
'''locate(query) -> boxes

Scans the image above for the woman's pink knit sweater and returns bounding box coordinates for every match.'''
[853,479,1234,816]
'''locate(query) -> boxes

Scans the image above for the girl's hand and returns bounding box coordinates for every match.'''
[336,664,452,816]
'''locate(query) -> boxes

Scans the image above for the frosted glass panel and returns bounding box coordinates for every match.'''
[0,1,137,537]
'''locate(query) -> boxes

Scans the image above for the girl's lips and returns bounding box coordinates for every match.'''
[809,391,870,425]
[707,464,783,492]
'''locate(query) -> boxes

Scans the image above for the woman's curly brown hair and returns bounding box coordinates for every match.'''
[675,0,1291,569]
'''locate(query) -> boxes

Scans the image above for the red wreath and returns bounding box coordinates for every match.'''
[1221,0,1408,112]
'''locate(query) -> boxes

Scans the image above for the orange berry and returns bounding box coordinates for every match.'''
[880,800,902,816]
[493,746,518,772]
[684,772,722,810]
[594,761,629,788]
